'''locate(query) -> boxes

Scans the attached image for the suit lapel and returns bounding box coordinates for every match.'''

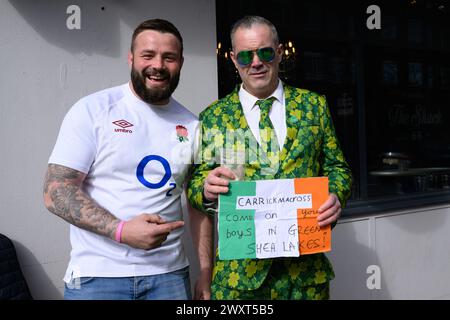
[224,88,243,129]
[279,85,301,164]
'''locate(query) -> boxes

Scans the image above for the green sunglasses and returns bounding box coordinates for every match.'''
[236,47,276,66]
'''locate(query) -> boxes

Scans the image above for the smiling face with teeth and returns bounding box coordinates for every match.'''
[128,29,184,105]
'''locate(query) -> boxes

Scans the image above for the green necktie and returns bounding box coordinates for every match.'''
[257,97,280,161]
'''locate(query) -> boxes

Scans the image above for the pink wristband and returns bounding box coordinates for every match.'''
[115,220,125,243]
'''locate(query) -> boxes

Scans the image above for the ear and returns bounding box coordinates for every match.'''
[127,51,133,67]
[230,50,239,69]
[276,44,283,63]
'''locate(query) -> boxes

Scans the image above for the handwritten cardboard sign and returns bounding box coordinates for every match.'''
[218,177,330,260]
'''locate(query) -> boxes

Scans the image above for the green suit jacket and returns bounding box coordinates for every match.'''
[188,84,352,291]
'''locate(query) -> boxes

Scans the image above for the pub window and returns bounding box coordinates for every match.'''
[215,0,450,215]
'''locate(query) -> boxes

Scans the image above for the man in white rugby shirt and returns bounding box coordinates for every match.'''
[43,19,212,300]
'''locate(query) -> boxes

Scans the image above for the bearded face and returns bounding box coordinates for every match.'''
[130,63,180,105]
[128,30,183,105]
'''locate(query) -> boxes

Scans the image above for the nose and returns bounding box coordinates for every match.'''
[151,55,164,69]
[250,53,263,67]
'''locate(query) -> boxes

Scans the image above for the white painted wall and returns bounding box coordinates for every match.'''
[0,0,217,299]
[329,204,450,300]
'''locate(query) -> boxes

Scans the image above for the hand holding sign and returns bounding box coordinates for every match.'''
[203,167,236,201]
[317,193,342,227]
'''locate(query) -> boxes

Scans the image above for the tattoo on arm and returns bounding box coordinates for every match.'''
[43,164,119,239]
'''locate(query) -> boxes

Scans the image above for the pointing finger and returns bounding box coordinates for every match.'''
[153,220,185,235]
[143,214,166,224]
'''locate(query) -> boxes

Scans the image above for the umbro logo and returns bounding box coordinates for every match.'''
[113,119,133,133]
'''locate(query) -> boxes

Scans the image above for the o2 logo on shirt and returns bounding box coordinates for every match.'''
[136,155,176,197]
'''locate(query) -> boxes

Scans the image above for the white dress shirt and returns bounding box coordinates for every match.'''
[239,80,286,150]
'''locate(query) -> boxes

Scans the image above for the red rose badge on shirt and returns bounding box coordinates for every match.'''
[176,125,189,142]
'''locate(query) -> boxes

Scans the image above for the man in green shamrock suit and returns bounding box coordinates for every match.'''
[188,15,352,300]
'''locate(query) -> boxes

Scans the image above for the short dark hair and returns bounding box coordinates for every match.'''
[131,19,183,55]
[230,16,279,50]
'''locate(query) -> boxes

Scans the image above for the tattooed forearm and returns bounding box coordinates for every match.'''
[43,164,119,239]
